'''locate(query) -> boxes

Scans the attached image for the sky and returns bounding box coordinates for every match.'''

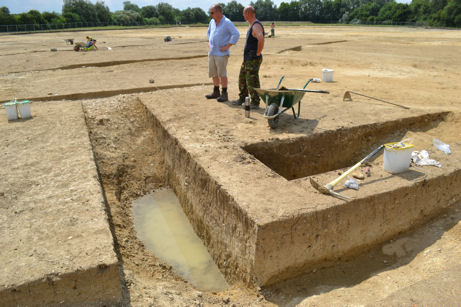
[2,0,412,14]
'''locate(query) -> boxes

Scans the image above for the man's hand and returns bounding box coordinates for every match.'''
[220,43,232,52]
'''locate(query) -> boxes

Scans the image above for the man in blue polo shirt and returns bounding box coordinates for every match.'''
[206,4,240,102]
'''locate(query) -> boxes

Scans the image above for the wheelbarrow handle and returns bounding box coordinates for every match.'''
[275,75,285,89]
[302,78,314,89]
[286,89,330,94]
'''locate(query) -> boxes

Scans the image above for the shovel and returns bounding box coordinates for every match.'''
[343,91,410,110]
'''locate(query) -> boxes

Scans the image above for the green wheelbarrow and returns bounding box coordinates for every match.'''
[253,76,329,129]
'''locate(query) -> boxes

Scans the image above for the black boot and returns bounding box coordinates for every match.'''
[217,88,228,102]
[205,86,220,99]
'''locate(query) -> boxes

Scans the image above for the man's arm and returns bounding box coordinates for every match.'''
[252,23,265,56]
[220,21,240,52]
[228,21,240,45]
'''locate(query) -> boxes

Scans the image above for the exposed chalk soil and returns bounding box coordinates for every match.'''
[1,26,460,306]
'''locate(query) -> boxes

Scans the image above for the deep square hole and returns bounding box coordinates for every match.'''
[244,113,448,180]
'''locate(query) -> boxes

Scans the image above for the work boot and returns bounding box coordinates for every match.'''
[231,99,244,106]
[205,86,220,99]
[217,88,228,102]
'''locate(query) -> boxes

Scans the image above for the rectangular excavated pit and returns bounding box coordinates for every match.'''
[244,112,449,180]
[141,92,461,287]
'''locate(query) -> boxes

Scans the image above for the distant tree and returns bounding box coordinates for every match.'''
[112,10,143,26]
[278,1,301,21]
[349,2,381,23]
[157,2,176,24]
[173,7,182,24]
[439,0,461,26]
[193,7,209,23]
[63,0,98,23]
[251,0,277,21]
[431,0,449,12]
[141,5,158,18]
[180,7,208,24]
[299,0,324,22]
[17,10,46,25]
[29,10,47,24]
[123,1,141,12]
[17,13,35,25]
[95,2,112,23]
[2,0,457,30]
[377,2,411,24]
[322,0,348,22]
[63,12,82,23]
[343,0,362,12]
[42,12,61,23]
[0,6,16,25]
[144,17,160,25]
[180,7,194,23]
[224,1,245,21]
[409,0,432,22]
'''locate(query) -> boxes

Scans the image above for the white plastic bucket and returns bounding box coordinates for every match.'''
[322,68,334,82]
[4,102,18,121]
[383,142,414,174]
[17,100,31,119]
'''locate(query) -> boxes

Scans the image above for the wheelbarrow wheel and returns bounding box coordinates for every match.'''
[267,103,279,129]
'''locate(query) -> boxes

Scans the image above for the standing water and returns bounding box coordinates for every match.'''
[133,188,229,291]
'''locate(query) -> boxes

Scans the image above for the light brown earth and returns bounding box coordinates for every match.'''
[1,25,461,306]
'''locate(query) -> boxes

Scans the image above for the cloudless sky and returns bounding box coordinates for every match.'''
[2,0,412,14]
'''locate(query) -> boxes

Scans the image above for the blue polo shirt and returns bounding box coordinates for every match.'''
[207,16,240,56]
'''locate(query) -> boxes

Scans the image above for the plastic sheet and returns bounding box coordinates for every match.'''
[344,176,359,190]
[411,150,441,168]
[433,138,451,155]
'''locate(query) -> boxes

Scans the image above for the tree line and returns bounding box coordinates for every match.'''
[1,0,460,31]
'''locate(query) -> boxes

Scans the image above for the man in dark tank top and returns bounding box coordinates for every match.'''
[231,6,265,109]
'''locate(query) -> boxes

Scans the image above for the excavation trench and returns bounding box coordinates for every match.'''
[7,55,208,74]
[58,55,207,70]
[244,112,450,180]
[86,95,461,290]
[20,82,212,102]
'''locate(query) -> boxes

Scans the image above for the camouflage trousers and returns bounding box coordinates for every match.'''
[238,57,263,104]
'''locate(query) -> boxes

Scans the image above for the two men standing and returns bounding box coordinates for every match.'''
[206,5,264,109]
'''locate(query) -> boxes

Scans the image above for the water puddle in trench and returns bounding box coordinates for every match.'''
[133,188,229,291]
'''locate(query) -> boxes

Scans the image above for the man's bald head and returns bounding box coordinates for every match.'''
[244,6,255,16]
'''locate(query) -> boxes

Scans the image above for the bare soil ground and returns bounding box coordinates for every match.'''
[1,26,460,306]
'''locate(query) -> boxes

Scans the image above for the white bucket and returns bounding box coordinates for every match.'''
[4,102,18,121]
[383,142,414,174]
[17,100,31,119]
[322,68,334,82]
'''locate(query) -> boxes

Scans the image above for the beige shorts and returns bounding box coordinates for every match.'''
[208,55,229,78]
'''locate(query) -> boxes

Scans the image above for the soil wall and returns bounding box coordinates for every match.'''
[1,265,121,306]
[140,98,260,284]
[255,169,461,285]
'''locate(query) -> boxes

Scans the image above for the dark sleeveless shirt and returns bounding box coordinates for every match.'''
[244,20,264,60]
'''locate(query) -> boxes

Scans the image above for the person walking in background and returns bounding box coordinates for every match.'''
[270,22,275,37]
[231,6,265,109]
[206,4,240,102]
